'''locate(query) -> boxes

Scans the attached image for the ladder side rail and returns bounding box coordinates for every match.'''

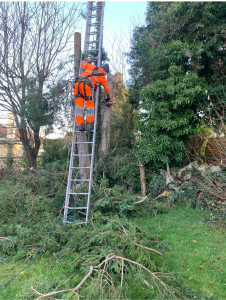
[64,30,83,222]
[63,114,77,222]
[86,87,99,223]
[86,2,105,223]
[83,2,93,53]
[75,3,93,183]
[97,2,105,68]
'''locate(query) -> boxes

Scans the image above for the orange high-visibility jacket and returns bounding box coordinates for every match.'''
[80,62,110,95]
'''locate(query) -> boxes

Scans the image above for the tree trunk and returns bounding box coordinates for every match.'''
[139,161,146,197]
[24,147,38,169]
[101,73,115,154]
[166,163,174,185]
[74,32,90,179]
[19,123,40,169]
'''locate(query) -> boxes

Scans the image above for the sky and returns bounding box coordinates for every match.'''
[104,1,148,32]
[103,1,148,78]
[74,1,148,79]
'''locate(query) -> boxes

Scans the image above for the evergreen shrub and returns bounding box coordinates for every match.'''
[41,139,69,171]
[96,150,141,193]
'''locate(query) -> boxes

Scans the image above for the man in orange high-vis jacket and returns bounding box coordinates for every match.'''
[74,58,113,131]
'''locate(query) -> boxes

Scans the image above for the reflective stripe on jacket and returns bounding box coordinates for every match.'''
[80,62,110,95]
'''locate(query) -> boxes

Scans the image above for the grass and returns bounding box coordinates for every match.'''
[0,255,80,300]
[136,206,226,299]
[0,206,225,299]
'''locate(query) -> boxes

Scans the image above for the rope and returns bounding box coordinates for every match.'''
[2,226,56,288]
[3,245,43,288]
[1,216,69,289]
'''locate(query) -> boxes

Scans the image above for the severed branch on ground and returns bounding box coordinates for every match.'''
[31,253,174,299]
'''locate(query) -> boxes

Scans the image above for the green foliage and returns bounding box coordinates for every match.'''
[129,2,225,90]
[22,78,54,129]
[1,189,225,299]
[110,74,134,151]
[96,76,141,192]
[92,179,141,217]
[96,151,141,193]
[41,139,69,171]
[135,66,205,168]
[129,2,225,169]
[1,214,172,299]
[196,125,215,156]
[0,171,65,257]
[0,170,175,299]
[0,166,225,299]
[148,172,167,199]
[0,170,149,258]
[197,125,214,138]
[137,206,226,300]
[0,255,80,300]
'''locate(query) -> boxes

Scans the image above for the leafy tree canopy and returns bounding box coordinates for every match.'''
[136,65,206,168]
[128,2,225,168]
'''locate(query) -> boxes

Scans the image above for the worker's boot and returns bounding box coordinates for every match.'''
[76,123,85,131]
[85,122,94,132]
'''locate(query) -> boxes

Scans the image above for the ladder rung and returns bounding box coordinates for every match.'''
[89,22,101,26]
[76,221,87,224]
[91,14,101,18]
[91,6,103,11]
[68,206,87,210]
[87,41,99,44]
[64,220,86,225]
[74,130,94,133]
[69,192,89,195]
[73,154,92,157]
[70,179,89,182]
[72,166,91,169]
[85,49,98,52]
[74,142,93,144]
[74,129,94,131]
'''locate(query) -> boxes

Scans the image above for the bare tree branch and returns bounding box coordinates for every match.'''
[0,2,84,168]
[31,254,174,299]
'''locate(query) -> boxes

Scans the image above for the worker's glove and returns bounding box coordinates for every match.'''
[104,97,114,106]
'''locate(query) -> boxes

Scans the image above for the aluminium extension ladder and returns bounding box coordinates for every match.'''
[63,2,105,225]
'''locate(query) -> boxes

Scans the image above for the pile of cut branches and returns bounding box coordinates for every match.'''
[31,216,178,299]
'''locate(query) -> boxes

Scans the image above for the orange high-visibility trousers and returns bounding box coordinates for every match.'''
[74,81,95,125]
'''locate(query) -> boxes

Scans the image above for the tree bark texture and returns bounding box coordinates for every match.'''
[101,73,115,154]
[74,32,90,179]
[139,161,146,197]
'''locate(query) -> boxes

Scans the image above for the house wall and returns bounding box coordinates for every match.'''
[0,143,23,158]
[0,144,8,157]
[12,143,24,157]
